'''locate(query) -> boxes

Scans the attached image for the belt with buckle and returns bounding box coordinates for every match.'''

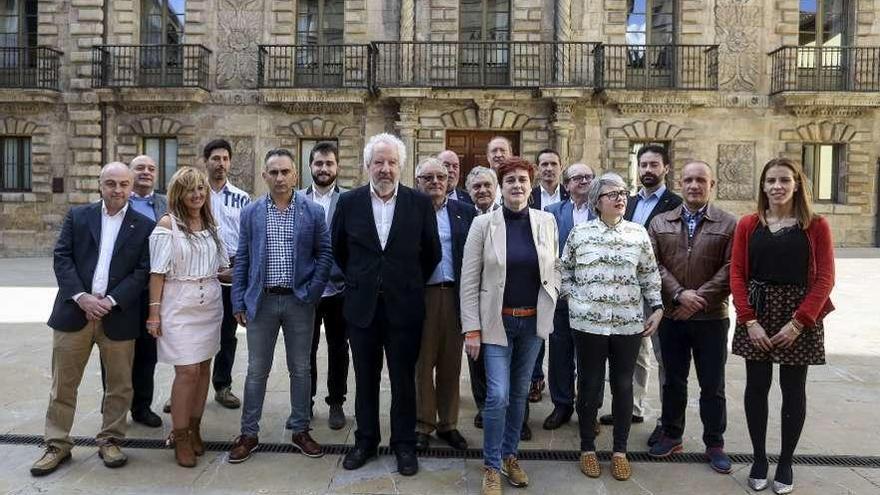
[502,306,537,317]
[264,286,293,295]
[426,282,456,289]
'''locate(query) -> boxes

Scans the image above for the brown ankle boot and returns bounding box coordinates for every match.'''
[172,428,196,467]
[189,417,204,456]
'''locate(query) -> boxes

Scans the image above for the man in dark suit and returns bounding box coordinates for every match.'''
[127,155,167,428]
[542,163,596,430]
[299,141,350,430]
[526,149,570,408]
[599,144,683,446]
[332,133,442,476]
[31,162,153,477]
[438,149,474,206]
[413,157,476,451]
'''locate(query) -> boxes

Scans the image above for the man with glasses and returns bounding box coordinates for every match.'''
[438,149,474,206]
[413,157,476,451]
[542,163,595,430]
[600,144,682,446]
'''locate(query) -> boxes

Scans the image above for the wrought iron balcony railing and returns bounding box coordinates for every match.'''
[91,44,211,90]
[596,44,719,90]
[770,46,880,94]
[0,46,62,90]
[257,44,371,88]
[372,41,600,88]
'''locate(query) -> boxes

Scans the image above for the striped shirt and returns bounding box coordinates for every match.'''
[560,218,662,336]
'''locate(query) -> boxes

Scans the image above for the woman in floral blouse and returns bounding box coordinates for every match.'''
[559,172,663,482]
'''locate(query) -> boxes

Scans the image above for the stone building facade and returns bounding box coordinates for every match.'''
[1,0,879,255]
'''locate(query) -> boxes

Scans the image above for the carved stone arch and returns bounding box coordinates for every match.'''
[434,107,544,130]
[0,116,40,135]
[129,116,188,136]
[286,117,358,138]
[619,119,685,142]
[277,116,364,187]
[606,119,695,187]
[795,121,859,143]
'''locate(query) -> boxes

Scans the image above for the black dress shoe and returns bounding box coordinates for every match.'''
[647,424,664,447]
[542,407,573,430]
[474,411,483,429]
[437,429,468,450]
[342,445,377,470]
[415,432,430,451]
[395,449,419,476]
[599,414,644,425]
[131,409,162,428]
[520,422,532,441]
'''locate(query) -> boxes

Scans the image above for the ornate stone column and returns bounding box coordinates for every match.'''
[555,0,573,84]
[400,0,415,84]
[396,99,420,187]
[552,99,576,166]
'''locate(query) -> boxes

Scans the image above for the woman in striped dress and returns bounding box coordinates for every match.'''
[145,167,229,467]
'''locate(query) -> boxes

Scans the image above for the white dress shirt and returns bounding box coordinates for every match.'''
[311,185,334,225]
[73,201,128,305]
[540,184,562,208]
[370,182,398,250]
[210,180,250,256]
[572,200,593,226]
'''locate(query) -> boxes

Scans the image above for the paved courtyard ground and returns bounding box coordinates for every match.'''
[0,252,878,494]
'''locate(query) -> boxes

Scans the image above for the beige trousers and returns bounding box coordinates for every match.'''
[44,320,134,450]
[416,287,464,434]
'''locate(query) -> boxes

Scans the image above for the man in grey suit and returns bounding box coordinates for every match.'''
[300,141,351,430]
[127,155,168,427]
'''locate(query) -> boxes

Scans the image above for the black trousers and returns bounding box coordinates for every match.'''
[130,332,158,413]
[467,352,486,411]
[212,284,239,391]
[349,296,422,451]
[309,293,349,407]
[574,331,642,453]
[659,318,729,447]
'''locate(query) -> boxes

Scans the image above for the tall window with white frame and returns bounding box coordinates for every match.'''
[798,0,851,90]
[143,137,178,194]
[802,143,846,203]
[140,0,186,85]
[459,0,510,86]
[295,0,344,86]
[0,136,31,191]
[625,0,675,88]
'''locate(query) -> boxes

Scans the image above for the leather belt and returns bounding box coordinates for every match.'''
[502,306,537,317]
[426,282,456,289]
[264,286,293,295]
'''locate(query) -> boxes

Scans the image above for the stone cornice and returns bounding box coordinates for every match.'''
[601,90,718,114]
[261,89,368,113]
[771,91,880,117]
[0,89,62,113]
[91,88,210,113]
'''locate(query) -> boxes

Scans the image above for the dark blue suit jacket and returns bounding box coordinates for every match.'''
[332,184,441,329]
[48,202,154,340]
[544,199,594,256]
[444,199,476,315]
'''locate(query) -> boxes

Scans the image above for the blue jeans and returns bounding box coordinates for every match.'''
[548,301,576,409]
[240,293,315,436]
[482,315,543,470]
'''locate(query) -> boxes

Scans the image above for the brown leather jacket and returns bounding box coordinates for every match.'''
[647,204,737,320]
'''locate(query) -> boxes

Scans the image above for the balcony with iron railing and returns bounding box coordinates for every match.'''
[257,44,371,88]
[0,46,63,91]
[596,44,719,90]
[770,46,880,94]
[91,45,211,90]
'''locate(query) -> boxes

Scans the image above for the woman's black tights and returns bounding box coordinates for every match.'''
[744,361,808,485]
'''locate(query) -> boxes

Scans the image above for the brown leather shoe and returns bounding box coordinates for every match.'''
[292,431,324,458]
[611,454,631,481]
[189,417,204,456]
[171,428,196,468]
[30,445,71,476]
[528,379,544,403]
[228,435,259,464]
[579,452,601,478]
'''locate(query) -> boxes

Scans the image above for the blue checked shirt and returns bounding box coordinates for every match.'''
[681,204,707,241]
[264,194,297,288]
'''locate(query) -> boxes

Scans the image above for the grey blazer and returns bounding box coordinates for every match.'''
[152,193,168,220]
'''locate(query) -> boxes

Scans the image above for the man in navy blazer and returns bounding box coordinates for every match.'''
[413,157,476,452]
[227,149,332,463]
[332,133,441,476]
[438,149,474,206]
[32,162,153,477]
[542,163,596,432]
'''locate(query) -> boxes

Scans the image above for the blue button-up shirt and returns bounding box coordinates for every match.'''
[427,201,455,284]
[264,194,296,288]
[631,184,667,227]
[129,192,156,221]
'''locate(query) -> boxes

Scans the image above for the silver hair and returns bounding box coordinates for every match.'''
[465,166,497,190]
[415,157,444,177]
[363,133,407,169]
[587,172,627,216]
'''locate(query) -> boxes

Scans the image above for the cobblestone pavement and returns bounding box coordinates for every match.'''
[0,252,879,494]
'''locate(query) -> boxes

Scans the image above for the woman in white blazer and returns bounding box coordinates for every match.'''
[459,156,560,495]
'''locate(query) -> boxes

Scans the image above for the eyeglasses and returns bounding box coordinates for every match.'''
[418,173,449,183]
[598,190,628,201]
[568,174,594,183]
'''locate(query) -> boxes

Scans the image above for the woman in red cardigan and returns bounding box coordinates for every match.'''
[730,157,834,494]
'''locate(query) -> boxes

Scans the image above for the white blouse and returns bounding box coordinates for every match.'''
[150,224,229,281]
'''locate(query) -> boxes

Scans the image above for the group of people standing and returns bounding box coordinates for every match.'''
[32,133,834,495]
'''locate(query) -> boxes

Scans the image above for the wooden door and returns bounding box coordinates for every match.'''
[445,130,520,188]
